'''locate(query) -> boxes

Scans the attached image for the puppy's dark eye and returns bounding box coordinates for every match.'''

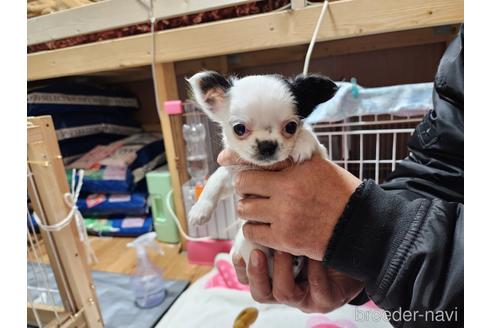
[233,123,247,136]
[284,121,298,135]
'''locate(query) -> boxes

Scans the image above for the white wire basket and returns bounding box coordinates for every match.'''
[313,113,424,184]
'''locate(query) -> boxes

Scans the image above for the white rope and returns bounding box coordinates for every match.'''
[27,168,77,313]
[137,0,161,117]
[29,168,98,264]
[30,169,84,232]
[303,0,329,75]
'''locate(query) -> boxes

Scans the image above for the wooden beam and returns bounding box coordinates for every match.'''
[174,56,229,78]
[228,25,459,71]
[154,63,190,248]
[27,116,103,328]
[83,25,457,83]
[28,0,258,45]
[28,0,463,81]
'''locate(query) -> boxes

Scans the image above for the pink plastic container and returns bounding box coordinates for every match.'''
[164,100,183,115]
[187,239,233,265]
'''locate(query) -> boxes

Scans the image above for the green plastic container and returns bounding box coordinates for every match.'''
[146,167,180,243]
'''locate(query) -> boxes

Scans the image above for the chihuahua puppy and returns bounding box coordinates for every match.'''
[186,71,338,276]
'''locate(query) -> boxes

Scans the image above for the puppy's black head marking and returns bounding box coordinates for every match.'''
[288,74,338,119]
[198,71,232,95]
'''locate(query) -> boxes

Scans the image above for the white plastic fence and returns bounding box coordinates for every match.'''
[313,114,423,184]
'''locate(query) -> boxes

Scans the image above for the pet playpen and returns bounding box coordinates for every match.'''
[27,116,103,327]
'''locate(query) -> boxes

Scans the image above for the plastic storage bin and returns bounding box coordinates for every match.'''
[146,167,180,243]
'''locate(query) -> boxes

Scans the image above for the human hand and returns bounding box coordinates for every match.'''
[232,249,364,313]
[218,149,361,261]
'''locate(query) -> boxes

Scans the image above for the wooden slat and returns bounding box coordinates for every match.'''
[27,303,67,327]
[228,25,459,71]
[86,25,456,83]
[55,310,87,328]
[28,0,258,45]
[27,116,103,327]
[27,0,463,81]
[154,63,190,248]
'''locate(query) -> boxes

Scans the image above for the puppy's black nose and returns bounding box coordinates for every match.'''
[257,140,278,158]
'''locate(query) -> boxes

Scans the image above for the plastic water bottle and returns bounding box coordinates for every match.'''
[127,232,167,308]
[182,101,209,183]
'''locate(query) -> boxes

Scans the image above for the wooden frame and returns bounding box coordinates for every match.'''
[153,63,190,247]
[27,116,103,328]
[27,0,463,81]
[27,0,463,245]
[28,0,258,46]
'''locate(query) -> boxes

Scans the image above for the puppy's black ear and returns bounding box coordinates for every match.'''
[290,74,338,119]
[186,71,232,122]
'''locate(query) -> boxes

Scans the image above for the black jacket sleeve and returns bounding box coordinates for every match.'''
[323,26,464,328]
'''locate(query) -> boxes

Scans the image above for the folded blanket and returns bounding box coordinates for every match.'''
[67,133,166,193]
[306,82,433,124]
[84,215,153,237]
[77,193,148,217]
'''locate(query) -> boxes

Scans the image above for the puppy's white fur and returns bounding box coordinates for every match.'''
[187,72,329,275]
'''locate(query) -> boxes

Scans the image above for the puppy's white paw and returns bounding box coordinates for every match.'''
[291,126,328,162]
[291,145,315,163]
[291,128,318,163]
[188,200,214,226]
[318,143,329,160]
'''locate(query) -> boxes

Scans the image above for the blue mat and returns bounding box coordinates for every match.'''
[27,262,189,327]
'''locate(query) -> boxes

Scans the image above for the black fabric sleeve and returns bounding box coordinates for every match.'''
[326,26,464,326]
[324,180,463,327]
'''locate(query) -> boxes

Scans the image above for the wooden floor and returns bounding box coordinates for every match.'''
[90,236,212,283]
[29,235,213,283]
